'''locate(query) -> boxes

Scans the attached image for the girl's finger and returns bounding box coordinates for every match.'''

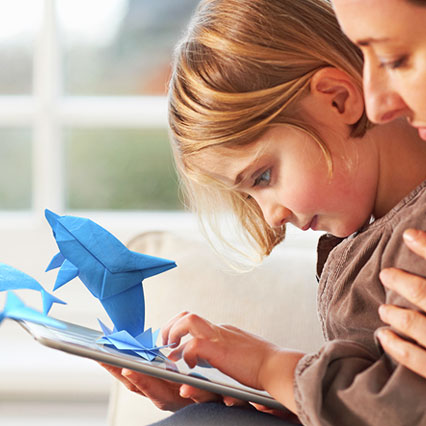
[377,329,426,379]
[179,384,223,403]
[222,396,249,407]
[178,337,212,368]
[99,363,146,395]
[378,305,426,347]
[380,267,426,311]
[121,369,193,411]
[167,313,218,347]
[162,311,190,345]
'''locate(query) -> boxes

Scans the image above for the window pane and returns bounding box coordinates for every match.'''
[64,128,182,210]
[58,0,199,95]
[0,0,41,94]
[0,128,32,209]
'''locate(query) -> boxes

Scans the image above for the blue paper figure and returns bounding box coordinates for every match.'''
[0,262,66,315]
[44,209,177,340]
[0,290,66,329]
[97,320,171,361]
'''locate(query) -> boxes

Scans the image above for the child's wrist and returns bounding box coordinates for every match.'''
[258,349,305,413]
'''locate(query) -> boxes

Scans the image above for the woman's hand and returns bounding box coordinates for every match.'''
[377,229,426,379]
[163,311,304,414]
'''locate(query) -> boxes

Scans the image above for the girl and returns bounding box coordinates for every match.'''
[332,0,426,380]
[103,1,426,424]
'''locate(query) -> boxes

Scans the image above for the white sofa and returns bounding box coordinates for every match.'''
[107,229,324,425]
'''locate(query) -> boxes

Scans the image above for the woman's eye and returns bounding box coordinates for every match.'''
[379,55,408,70]
[253,169,271,187]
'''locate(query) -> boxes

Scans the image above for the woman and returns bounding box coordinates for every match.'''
[332,0,426,380]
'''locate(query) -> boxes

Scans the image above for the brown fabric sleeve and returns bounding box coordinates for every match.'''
[293,185,426,426]
[294,340,426,426]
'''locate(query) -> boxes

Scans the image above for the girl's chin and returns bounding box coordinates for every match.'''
[328,224,359,238]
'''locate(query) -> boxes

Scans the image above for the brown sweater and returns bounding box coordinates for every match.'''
[294,180,426,426]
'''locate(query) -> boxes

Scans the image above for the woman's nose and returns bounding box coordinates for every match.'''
[363,61,409,124]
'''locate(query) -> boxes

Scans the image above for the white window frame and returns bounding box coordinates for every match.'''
[0,0,195,233]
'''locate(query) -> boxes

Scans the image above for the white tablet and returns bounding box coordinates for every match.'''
[16,318,285,410]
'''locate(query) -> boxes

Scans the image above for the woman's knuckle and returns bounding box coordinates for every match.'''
[409,277,426,307]
[397,343,411,363]
[399,309,415,330]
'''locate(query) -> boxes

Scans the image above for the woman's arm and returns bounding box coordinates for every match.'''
[378,229,426,379]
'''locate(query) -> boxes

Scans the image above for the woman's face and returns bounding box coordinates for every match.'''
[332,0,426,140]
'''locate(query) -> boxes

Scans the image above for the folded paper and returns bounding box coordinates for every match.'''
[97,320,172,361]
[45,209,177,359]
[0,291,66,329]
[0,262,66,319]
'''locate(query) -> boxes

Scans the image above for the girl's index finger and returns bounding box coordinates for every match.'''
[161,311,190,345]
[167,313,218,347]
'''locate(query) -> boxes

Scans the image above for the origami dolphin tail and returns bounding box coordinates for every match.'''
[41,289,67,315]
[101,284,145,336]
[2,291,66,329]
[0,262,66,315]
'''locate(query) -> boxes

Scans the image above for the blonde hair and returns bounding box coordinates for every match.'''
[168,0,371,262]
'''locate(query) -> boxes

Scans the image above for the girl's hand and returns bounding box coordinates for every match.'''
[378,229,426,379]
[163,311,281,391]
[251,403,301,423]
[162,311,304,414]
[99,363,224,411]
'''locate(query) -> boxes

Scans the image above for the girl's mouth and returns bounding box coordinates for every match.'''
[302,215,318,231]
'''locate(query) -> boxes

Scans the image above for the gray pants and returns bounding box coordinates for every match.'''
[148,402,301,426]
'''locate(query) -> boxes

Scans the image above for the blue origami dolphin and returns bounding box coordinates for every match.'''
[45,209,177,337]
[0,262,66,315]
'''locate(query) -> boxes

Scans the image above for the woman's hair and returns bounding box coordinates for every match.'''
[168,0,370,263]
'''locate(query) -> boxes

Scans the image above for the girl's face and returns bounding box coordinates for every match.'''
[332,0,426,140]
[203,124,379,238]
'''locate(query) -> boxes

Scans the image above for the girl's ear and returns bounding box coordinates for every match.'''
[310,67,364,125]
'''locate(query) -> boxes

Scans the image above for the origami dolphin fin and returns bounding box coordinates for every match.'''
[53,259,79,291]
[41,289,66,315]
[46,252,66,272]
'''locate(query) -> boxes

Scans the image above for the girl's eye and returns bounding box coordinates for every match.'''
[379,55,408,70]
[253,169,271,187]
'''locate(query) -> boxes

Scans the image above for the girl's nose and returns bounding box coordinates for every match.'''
[363,61,409,124]
[263,203,292,229]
